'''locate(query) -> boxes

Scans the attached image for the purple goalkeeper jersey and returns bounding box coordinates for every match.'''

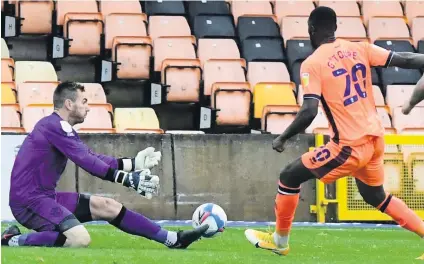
[9,113,118,206]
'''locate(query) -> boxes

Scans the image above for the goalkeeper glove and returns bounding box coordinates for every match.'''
[117,147,162,172]
[113,169,160,199]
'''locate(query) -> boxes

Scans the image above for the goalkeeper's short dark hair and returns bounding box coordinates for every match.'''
[53,81,85,109]
[309,6,337,32]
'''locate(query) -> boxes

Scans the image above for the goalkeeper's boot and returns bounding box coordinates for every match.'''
[244,229,290,256]
[1,225,21,246]
[168,224,209,249]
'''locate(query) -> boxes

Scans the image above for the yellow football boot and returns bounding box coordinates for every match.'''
[244,229,290,256]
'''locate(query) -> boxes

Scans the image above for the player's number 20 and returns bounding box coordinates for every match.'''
[333,63,367,107]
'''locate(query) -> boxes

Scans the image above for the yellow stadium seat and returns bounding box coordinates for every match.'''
[1,38,9,58]
[114,108,163,133]
[15,61,58,85]
[253,83,297,118]
[1,82,16,103]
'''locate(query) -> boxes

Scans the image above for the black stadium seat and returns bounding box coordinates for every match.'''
[374,40,415,53]
[375,40,422,89]
[285,40,313,70]
[372,68,380,86]
[241,37,285,63]
[188,1,230,25]
[144,0,186,16]
[419,40,424,54]
[237,17,280,42]
[193,15,235,39]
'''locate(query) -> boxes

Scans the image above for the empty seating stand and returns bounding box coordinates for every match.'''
[149,16,191,40]
[286,40,313,87]
[193,15,235,39]
[16,0,54,34]
[1,104,24,133]
[261,105,299,134]
[237,16,280,42]
[318,1,360,17]
[197,38,240,67]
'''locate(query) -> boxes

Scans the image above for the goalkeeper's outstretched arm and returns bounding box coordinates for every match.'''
[41,121,161,199]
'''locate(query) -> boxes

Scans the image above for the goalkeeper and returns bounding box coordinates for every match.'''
[1,82,208,248]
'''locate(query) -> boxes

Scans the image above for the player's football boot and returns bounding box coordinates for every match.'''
[244,229,290,256]
[168,224,209,249]
[1,225,21,246]
[416,253,424,260]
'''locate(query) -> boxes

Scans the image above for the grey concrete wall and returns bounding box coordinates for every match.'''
[74,133,316,221]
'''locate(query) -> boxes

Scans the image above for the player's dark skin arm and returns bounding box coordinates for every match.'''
[389,53,424,113]
[273,99,319,152]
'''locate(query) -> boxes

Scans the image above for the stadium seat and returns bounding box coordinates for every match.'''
[241,38,285,63]
[16,0,53,34]
[193,15,236,39]
[261,105,299,134]
[82,83,107,104]
[368,18,411,44]
[1,38,10,58]
[2,58,14,82]
[392,106,424,133]
[419,40,424,54]
[412,18,424,49]
[203,59,246,96]
[386,85,424,114]
[161,59,201,102]
[372,85,385,106]
[74,104,115,133]
[153,36,196,72]
[318,1,360,17]
[99,0,142,18]
[17,82,59,111]
[1,104,24,133]
[187,1,230,25]
[112,36,152,80]
[197,39,240,67]
[376,106,396,134]
[144,0,186,16]
[231,1,273,25]
[335,17,367,41]
[114,108,163,133]
[372,68,381,86]
[374,42,422,89]
[63,13,104,56]
[274,1,315,23]
[253,83,297,118]
[14,61,57,85]
[305,107,329,134]
[1,82,16,104]
[247,62,290,88]
[237,17,279,42]
[404,0,424,27]
[105,13,147,49]
[281,16,309,43]
[362,1,404,26]
[286,40,313,88]
[211,82,252,126]
[22,105,54,132]
[149,16,191,40]
[56,0,99,26]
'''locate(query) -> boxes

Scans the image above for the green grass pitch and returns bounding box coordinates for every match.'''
[1,224,422,264]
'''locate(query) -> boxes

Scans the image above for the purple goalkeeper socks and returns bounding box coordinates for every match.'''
[109,206,168,244]
[18,231,66,247]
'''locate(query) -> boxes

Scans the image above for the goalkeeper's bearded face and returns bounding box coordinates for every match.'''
[69,90,90,125]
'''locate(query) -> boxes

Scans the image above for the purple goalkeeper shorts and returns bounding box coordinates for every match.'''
[11,192,92,233]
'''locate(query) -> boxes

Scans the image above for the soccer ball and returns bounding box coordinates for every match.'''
[191,203,227,238]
